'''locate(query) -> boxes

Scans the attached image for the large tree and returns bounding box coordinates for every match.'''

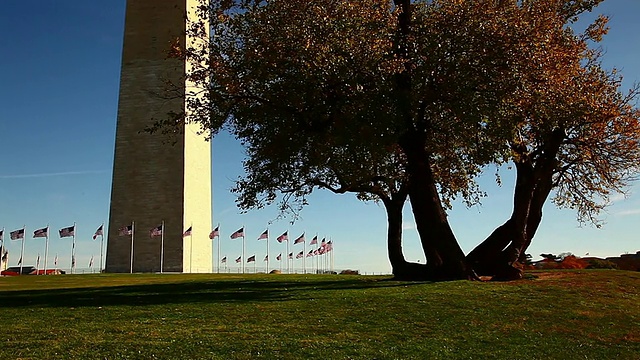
[166,0,514,280]
[153,0,638,280]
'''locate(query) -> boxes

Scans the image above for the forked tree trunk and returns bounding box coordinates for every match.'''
[403,136,473,280]
[468,130,563,280]
[467,160,554,280]
[500,174,553,269]
[466,159,535,280]
[392,0,472,280]
[383,192,429,280]
[465,219,515,275]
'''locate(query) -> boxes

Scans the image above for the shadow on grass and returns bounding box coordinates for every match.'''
[0,277,430,309]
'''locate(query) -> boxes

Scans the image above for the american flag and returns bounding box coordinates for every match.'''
[247,255,256,263]
[10,228,24,240]
[309,235,318,245]
[257,229,268,240]
[92,225,103,240]
[183,226,192,237]
[0,229,3,241]
[276,253,282,261]
[150,224,163,237]
[34,227,48,238]
[17,256,22,265]
[221,256,227,263]
[293,233,305,244]
[264,255,269,261]
[288,252,293,259]
[230,227,244,239]
[326,240,333,252]
[118,225,133,236]
[306,250,314,257]
[313,249,319,256]
[54,254,58,266]
[59,225,74,238]
[89,255,94,267]
[1,250,7,263]
[36,254,40,268]
[277,231,288,243]
[235,256,242,263]
[209,226,220,239]
[296,251,304,259]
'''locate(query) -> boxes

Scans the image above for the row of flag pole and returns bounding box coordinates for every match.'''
[0,224,104,275]
[2,222,335,274]
[214,226,334,274]
[113,222,335,274]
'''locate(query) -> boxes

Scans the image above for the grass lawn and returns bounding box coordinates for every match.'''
[0,270,638,359]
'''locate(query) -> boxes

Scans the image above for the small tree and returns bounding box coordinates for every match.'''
[467,10,640,280]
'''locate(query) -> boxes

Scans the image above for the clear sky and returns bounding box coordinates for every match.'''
[1,1,638,274]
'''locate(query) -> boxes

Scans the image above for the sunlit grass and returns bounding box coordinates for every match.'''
[0,270,638,359]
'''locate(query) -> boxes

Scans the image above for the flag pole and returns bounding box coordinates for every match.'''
[44,224,49,275]
[331,237,335,273]
[286,229,290,274]
[242,225,245,274]
[35,230,40,275]
[325,240,328,273]
[71,222,76,274]
[217,223,220,274]
[160,220,165,274]
[326,238,329,273]
[321,238,324,273]
[0,227,4,271]
[323,238,326,273]
[266,228,269,274]
[19,226,26,274]
[130,221,135,274]
[325,238,333,271]
[303,232,306,274]
[189,222,193,273]
[0,227,4,270]
[100,223,104,273]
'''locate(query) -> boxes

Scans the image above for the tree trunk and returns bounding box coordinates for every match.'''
[466,219,514,275]
[383,192,429,280]
[515,174,553,262]
[467,159,535,280]
[468,130,564,280]
[403,136,473,280]
[392,0,472,280]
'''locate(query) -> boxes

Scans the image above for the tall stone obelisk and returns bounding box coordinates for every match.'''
[106,0,212,273]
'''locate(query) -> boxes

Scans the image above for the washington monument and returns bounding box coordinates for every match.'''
[106,0,212,273]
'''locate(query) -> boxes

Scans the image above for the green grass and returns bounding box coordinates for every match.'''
[0,270,638,359]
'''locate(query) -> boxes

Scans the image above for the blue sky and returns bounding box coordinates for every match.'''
[1,1,639,274]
